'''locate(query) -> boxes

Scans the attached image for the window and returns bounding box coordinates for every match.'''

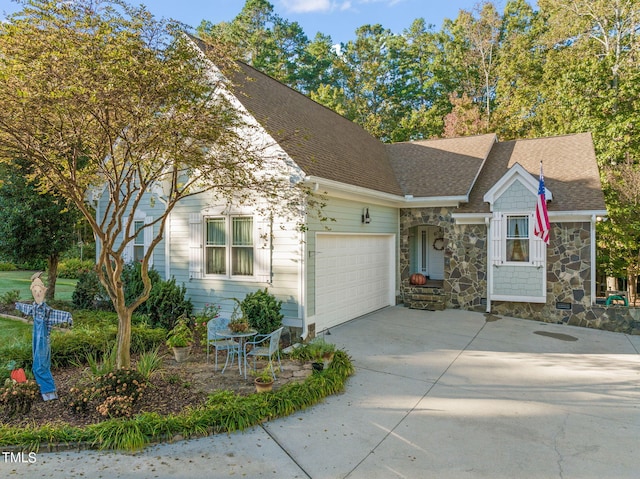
[133,220,145,262]
[205,216,254,276]
[506,215,529,262]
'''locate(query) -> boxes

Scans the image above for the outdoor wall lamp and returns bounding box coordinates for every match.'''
[362,207,371,224]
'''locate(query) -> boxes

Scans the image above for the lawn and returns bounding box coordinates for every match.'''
[0,271,77,302]
[0,317,30,343]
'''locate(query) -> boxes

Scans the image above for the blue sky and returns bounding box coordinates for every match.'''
[2,0,507,44]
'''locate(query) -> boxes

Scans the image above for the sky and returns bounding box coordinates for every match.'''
[1,0,507,44]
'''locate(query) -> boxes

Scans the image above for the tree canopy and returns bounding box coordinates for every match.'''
[0,0,303,367]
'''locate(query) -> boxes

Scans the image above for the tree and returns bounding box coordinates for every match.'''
[0,162,81,299]
[0,0,302,368]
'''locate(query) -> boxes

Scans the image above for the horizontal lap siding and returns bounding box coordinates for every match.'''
[168,195,303,320]
[305,197,399,318]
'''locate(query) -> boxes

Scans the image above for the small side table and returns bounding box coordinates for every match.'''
[216,329,257,376]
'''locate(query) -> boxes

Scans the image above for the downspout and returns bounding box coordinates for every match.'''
[591,214,597,304]
[485,216,492,313]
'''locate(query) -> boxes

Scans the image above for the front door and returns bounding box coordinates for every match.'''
[416,226,445,280]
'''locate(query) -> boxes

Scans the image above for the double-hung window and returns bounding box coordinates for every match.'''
[205,216,254,277]
[133,220,145,263]
[506,215,529,262]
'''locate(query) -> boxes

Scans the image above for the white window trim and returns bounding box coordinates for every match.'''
[504,212,532,266]
[204,215,256,279]
[189,210,271,282]
[123,215,153,266]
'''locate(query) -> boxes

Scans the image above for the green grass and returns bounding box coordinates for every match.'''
[0,271,77,302]
[0,317,30,342]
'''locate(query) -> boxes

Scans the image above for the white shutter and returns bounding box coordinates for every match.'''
[491,212,503,265]
[530,213,546,267]
[122,216,133,263]
[189,213,203,279]
[145,216,153,268]
[255,216,272,283]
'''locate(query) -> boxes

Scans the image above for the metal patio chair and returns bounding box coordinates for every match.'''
[243,327,284,380]
[206,315,240,372]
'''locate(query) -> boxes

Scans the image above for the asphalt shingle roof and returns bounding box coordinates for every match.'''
[456,133,606,213]
[387,134,496,197]
[193,37,605,213]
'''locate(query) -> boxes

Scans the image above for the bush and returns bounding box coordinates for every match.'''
[0,290,20,306]
[121,262,161,312]
[241,288,283,335]
[58,259,95,279]
[72,270,109,310]
[0,262,17,272]
[146,278,193,331]
[0,379,40,416]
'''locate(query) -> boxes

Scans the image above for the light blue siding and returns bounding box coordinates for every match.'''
[305,197,399,317]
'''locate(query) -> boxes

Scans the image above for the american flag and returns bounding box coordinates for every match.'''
[534,162,550,244]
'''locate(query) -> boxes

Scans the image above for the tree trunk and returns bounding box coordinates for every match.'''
[115,302,133,369]
[46,253,59,301]
[627,272,637,306]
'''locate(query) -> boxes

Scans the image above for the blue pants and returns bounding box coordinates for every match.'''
[32,317,56,396]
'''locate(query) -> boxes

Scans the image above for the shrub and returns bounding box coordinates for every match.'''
[121,262,161,312]
[58,259,95,279]
[0,379,40,416]
[0,290,20,306]
[72,270,109,310]
[241,288,283,334]
[146,278,193,330]
[0,262,17,272]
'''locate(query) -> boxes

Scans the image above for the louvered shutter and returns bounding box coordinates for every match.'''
[144,216,153,268]
[122,216,133,263]
[491,212,503,265]
[530,212,546,267]
[255,216,272,283]
[189,213,203,279]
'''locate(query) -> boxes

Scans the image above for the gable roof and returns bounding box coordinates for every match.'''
[227,62,404,197]
[192,37,604,214]
[456,133,606,213]
[387,134,496,198]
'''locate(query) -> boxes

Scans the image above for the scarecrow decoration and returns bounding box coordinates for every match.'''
[15,272,73,401]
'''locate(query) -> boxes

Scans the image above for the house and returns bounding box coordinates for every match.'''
[98,40,607,337]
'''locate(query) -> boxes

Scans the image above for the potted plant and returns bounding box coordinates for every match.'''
[252,364,277,393]
[228,301,250,333]
[308,339,336,371]
[166,315,193,362]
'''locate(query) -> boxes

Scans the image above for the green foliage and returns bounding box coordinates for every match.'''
[287,339,336,362]
[68,369,148,420]
[0,379,40,416]
[145,277,193,331]
[0,262,17,272]
[240,288,283,334]
[58,259,95,279]
[135,347,163,380]
[0,349,354,451]
[0,289,20,305]
[72,269,108,310]
[165,316,193,348]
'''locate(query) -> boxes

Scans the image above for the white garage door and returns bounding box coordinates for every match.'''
[314,234,395,332]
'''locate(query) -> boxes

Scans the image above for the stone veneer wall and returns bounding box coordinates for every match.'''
[399,207,453,294]
[491,222,591,322]
[401,213,640,333]
[400,207,488,310]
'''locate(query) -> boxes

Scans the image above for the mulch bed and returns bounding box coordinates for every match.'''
[1,344,309,429]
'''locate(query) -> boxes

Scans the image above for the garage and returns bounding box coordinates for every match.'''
[314,233,395,332]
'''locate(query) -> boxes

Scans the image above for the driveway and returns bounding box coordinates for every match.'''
[3,307,640,478]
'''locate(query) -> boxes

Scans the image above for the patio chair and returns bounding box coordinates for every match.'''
[243,327,284,380]
[206,315,240,372]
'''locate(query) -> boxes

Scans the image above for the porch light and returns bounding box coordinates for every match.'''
[362,207,371,224]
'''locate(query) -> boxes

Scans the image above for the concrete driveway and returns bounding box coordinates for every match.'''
[4,307,640,478]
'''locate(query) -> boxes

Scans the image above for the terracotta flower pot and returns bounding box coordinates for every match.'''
[254,377,274,393]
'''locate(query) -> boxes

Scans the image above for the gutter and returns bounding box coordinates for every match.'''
[304,176,467,208]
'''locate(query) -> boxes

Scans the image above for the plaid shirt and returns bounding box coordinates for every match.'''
[15,302,73,334]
